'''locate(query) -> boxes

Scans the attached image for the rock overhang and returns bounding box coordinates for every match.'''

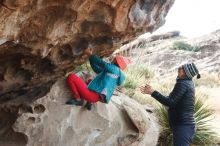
[0,0,175,105]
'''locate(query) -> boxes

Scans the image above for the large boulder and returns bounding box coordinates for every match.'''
[11,79,159,146]
[0,0,175,105]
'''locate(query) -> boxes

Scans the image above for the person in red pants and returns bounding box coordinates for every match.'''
[66,73,100,109]
[66,48,131,110]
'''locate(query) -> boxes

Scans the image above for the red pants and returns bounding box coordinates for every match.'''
[67,73,99,103]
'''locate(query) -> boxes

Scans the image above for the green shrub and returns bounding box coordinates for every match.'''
[171,41,201,52]
[193,98,218,146]
[156,96,219,146]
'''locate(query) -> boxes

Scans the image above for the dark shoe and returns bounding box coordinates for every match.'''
[66,98,84,106]
[84,102,93,111]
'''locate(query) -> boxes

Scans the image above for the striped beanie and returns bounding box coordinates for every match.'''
[182,63,201,79]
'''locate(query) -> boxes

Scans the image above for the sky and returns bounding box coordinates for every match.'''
[152,0,220,38]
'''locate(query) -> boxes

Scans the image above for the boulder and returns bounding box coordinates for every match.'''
[13,79,159,146]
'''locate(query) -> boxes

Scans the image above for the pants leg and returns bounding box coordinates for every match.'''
[67,73,99,103]
[172,125,196,146]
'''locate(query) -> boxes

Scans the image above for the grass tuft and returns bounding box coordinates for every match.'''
[171,41,201,52]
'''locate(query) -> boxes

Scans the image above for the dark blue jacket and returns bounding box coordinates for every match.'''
[151,78,195,126]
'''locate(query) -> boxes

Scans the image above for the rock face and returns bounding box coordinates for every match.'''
[11,79,159,146]
[0,0,174,106]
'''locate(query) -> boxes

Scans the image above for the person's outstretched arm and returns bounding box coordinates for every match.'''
[140,83,187,107]
[89,55,119,74]
[84,48,104,74]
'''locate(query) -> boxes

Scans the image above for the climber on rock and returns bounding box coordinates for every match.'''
[66,48,131,110]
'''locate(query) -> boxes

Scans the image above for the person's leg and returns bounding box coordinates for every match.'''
[67,74,99,103]
[67,74,82,100]
[172,125,196,146]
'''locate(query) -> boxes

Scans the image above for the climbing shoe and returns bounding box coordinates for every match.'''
[66,98,84,106]
[84,102,93,111]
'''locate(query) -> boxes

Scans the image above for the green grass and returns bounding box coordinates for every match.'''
[171,41,201,52]
[65,61,93,77]
[72,62,93,73]
[156,95,219,146]
[121,65,154,89]
[118,65,154,98]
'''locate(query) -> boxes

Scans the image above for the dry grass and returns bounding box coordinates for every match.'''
[119,65,154,97]
[130,76,176,106]
[195,72,220,87]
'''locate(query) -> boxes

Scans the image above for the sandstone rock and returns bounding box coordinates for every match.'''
[0,0,174,105]
[12,79,159,146]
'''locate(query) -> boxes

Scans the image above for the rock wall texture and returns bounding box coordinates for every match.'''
[9,79,159,146]
[0,0,174,106]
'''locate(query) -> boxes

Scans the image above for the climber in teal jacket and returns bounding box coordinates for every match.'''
[66,48,131,110]
[87,54,125,103]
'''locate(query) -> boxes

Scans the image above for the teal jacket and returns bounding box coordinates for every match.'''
[87,55,125,103]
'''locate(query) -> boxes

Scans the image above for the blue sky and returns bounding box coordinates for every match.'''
[153,0,220,38]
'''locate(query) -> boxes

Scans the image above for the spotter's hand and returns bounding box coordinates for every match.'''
[140,84,155,95]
